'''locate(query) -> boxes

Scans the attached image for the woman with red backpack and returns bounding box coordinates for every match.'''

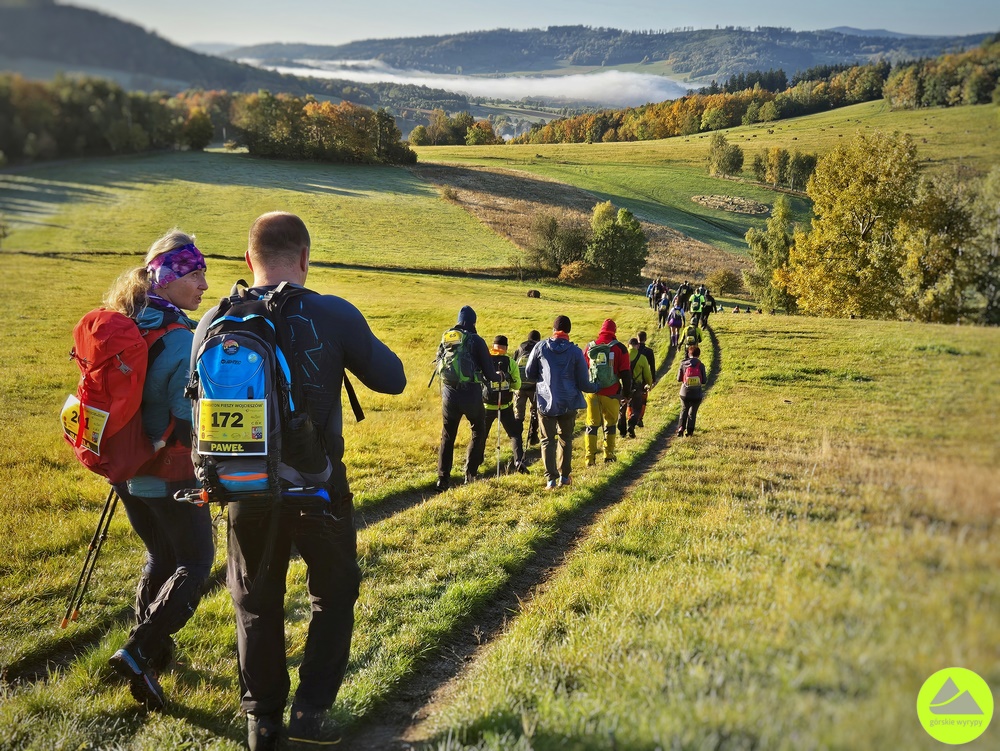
[102,230,213,710]
[676,344,708,437]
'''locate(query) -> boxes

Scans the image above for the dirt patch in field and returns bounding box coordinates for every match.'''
[410,164,749,282]
[692,194,770,215]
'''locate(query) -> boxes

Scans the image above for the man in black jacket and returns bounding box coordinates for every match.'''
[190,212,406,751]
[513,330,541,447]
[435,306,503,491]
[635,330,657,428]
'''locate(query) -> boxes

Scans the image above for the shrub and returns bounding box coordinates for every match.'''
[707,268,744,294]
[558,260,600,285]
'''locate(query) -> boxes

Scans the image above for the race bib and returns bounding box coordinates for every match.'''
[197,399,267,456]
[684,376,702,387]
[61,395,109,455]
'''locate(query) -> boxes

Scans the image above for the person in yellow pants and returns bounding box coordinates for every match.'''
[582,319,632,465]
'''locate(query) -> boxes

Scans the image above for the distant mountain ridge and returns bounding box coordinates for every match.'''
[226,25,993,81]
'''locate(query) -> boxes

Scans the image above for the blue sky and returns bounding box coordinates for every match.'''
[76,0,999,47]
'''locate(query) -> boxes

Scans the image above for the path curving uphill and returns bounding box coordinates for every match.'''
[346,327,722,750]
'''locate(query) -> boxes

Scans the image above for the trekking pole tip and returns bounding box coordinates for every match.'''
[60,617,69,629]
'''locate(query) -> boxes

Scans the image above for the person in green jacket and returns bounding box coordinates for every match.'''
[682,322,703,349]
[617,337,653,439]
[483,335,527,474]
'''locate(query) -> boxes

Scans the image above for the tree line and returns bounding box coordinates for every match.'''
[883,37,1000,109]
[508,61,891,145]
[0,74,415,166]
[499,37,999,146]
[745,130,1000,325]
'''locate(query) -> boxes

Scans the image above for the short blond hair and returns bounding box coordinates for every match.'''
[247,212,310,268]
[104,229,195,318]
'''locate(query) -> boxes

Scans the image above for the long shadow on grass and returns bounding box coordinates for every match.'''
[1,565,227,686]
[346,327,720,750]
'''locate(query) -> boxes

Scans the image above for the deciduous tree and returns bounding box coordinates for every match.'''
[785,130,919,317]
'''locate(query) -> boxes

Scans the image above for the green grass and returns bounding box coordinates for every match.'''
[0,150,518,272]
[0,146,998,749]
[416,315,1000,750]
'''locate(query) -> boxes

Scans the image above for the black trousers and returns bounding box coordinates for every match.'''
[484,404,525,468]
[116,481,214,657]
[438,385,487,480]
[513,388,538,442]
[679,393,703,435]
[227,492,360,715]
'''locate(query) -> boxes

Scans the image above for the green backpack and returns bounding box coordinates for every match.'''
[587,341,618,389]
[437,328,478,385]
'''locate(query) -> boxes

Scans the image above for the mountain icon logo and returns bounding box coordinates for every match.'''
[929,677,985,715]
[917,667,994,744]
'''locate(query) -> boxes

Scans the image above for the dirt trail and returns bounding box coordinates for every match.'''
[346,327,722,750]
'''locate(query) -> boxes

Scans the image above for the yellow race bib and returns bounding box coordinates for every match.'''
[61,395,109,455]
[197,399,267,456]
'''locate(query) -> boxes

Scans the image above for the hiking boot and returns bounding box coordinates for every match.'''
[627,428,636,439]
[676,428,685,437]
[637,419,644,428]
[434,477,449,493]
[516,462,530,475]
[247,712,283,751]
[545,480,558,491]
[559,476,572,487]
[109,646,165,710]
[464,472,478,485]
[288,706,341,747]
[604,456,617,464]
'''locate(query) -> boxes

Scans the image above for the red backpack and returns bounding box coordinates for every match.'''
[682,361,703,388]
[61,309,185,484]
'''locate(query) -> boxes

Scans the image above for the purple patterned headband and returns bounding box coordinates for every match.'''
[147,243,207,289]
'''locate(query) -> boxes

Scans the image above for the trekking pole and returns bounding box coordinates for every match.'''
[61,488,118,628]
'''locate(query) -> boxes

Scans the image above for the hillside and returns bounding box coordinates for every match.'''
[227,25,993,81]
[0,1,470,113]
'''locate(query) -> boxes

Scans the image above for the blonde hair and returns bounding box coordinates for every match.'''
[104,229,195,318]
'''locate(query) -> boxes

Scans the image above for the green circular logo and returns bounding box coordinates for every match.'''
[917,668,994,745]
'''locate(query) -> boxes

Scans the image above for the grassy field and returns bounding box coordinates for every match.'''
[0,142,998,750]
[414,101,1000,254]
[415,315,1000,750]
[0,150,518,273]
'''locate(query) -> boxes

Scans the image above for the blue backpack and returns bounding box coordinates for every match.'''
[188,282,356,500]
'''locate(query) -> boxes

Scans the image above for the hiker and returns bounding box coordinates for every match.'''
[190,212,406,750]
[667,305,685,348]
[524,315,599,489]
[677,344,708,437]
[676,280,693,311]
[656,292,671,329]
[645,280,656,309]
[690,286,707,328]
[635,330,656,427]
[434,306,505,491]
[617,337,653,438]
[513,330,541,447]
[682,321,703,349]
[702,289,716,328]
[732,305,741,313]
[584,319,632,466]
[103,230,213,710]
[483,335,527,474]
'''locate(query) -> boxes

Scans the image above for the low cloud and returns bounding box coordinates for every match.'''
[251,59,689,108]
